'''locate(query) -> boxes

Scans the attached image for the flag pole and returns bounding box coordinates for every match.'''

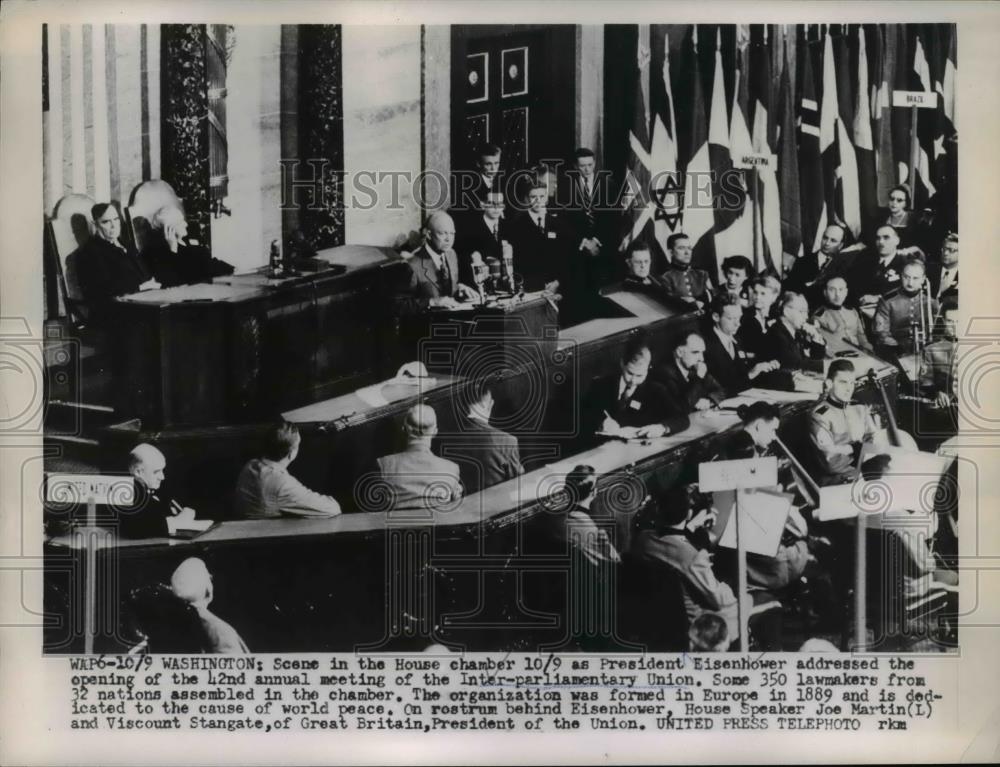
[908,104,919,197]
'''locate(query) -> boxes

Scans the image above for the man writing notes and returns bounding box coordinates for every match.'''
[584,335,689,441]
[234,422,342,518]
[703,294,780,396]
[808,360,888,485]
[396,212,479,314]
[657,332,726,412]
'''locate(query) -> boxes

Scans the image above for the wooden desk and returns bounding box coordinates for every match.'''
[111,245,407,428]
[48,365,900,653]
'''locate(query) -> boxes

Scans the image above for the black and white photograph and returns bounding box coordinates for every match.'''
[1,2,999,764]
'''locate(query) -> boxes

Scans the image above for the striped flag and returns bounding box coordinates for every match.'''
[618,27,653,252]
[681,27,717,278]
[797,33,825,255]
[873,24,899,204]
[715,29,755,275]
[853,26,879,230]
[818,29,861,246]
[776,41,802,268]
[910,28,938,206]
[750,28,782,274]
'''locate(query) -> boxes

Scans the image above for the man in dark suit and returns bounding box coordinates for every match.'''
[453,190,509,288]
[656,332,725,411]
[441,378,524,494]
[926,232,958,302]
[583,335,690,443]
[738,274,782,359]
[141,204,234,288]
[847,225,906,312]
[785,223,852,309]
[453,142,503,212]
[76,201,161,321]
[704,294,780,396]
[562,147,617,292]
[506,179,569,298]
[760,292,827,386]
[118,443,196,539]
[396,211,478,315]
[617,245,673,300]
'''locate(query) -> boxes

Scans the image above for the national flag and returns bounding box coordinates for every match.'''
[750,27,782,274]
[776,41,802,269]
[798,33,825,255]
[681,27,718,277]
[649,28,683,259]
[715,28,756,275]
[818,29,861,246]
[873,24,899,204]
[910,27,938,206]
[618,26,652,252]
[853,26,879,230]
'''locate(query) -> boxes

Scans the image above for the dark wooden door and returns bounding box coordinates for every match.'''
[451,25,576,179]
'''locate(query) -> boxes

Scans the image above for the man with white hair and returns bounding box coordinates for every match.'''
[761,292,827,376]
[396,211,479,314]
[374,404,462,511]
[170,557,249,654]
[119,443,196,538]
[141,204,234,287]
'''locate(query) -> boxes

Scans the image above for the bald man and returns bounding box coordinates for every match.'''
[396,212,479,314]
[170,557,249,654]
[655,332,725,412]
[760,292,827,383]
[118,443,196,538]
[848,225,906,310]
[374,404,463,511]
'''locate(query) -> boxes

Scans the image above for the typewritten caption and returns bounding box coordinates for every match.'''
[63,654,945,733]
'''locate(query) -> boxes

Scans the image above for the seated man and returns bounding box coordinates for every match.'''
[656,332,725,412]
[76,201,160,320]
[760,291,827,380]
[631,494,740,646]
[443,378,524,494]
[808,359,889,485]
[785,223,851,309]
[142,204,234,288]
[234,422,342,518]
[927,232,958,302]
[555,465,621,568]
[170,557,249,654]
[396,211,479,314]
[873,256,938,354]
[619,244,670,297]
[810,275,874,356]
[847,224,906,313]
[584,335,690,442]
[375,404,462,511]
[704,294,780,397]
[738,273,781,359]
[660,233,712,309]
[118,443,195,538]
[719,255,753,307]
[910,298,958,446]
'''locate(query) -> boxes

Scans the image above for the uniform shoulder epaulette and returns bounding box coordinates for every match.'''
[814,306,826,316]
[814,404,829,415]
[884,286,902,298]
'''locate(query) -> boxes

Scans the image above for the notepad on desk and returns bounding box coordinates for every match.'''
[167,518,215,539]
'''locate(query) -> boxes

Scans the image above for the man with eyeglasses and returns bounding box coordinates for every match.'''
[77,201,160,320]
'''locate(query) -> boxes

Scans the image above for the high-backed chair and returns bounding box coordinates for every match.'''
[126,179,182,255]
[47,193,96,324]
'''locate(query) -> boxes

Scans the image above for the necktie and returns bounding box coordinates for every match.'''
[618,383,633,409]
[536,216,544,230]
[492,223,499,242]
[438,256,452,295]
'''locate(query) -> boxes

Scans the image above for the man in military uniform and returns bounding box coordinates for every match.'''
[811,276,873,356]
[808,359,889,485]
[873,257,938,354]
[660,233,711,309]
